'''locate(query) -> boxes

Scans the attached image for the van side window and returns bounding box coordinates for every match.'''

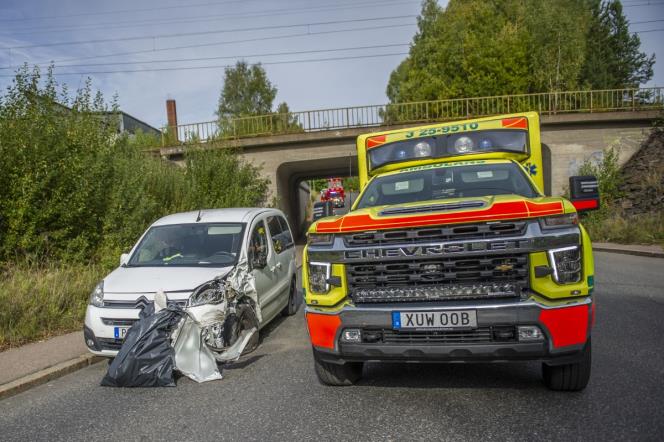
[277,216,294,248]
[249,221,268,269]
[267,215,293,254]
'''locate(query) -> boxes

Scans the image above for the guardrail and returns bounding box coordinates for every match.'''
[162,87,663,146]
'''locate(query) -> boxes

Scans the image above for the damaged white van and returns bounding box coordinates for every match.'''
[84,208,298,358]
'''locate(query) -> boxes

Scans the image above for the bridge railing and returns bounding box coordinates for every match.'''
[162,87,663,146]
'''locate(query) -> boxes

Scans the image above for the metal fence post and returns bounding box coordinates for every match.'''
[632,90,636,111]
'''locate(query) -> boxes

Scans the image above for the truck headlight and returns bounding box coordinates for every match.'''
[539,213,578,230]
[308,262,331,294]
[307,233,334,246]
[548,246,582,284]
[189,282,225,307]
[89,281,104,307]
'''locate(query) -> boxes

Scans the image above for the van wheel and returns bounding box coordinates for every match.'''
[313,349,363,386]
[542,339,592,391]
[281,278,298,316]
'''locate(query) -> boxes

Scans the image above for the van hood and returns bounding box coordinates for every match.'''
[103,265,233,293]
[312,195,571,234]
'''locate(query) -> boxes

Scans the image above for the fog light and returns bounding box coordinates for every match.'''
[86,338,95,348]
[518,325,544,341]
[341,328,361,343]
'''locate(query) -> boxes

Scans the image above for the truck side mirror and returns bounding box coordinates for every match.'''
[120,253,130,266]
[569,175,600,212]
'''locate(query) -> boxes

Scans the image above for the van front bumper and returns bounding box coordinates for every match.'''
[305,296,593,366]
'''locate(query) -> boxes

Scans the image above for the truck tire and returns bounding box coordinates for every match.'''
[313,349,363,386]
[542,339,591,391]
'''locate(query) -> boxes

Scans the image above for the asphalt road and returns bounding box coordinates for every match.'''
[1,252,663,441]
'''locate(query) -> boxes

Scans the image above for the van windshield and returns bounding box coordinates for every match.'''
[128,223,245,267]
[355,162,538,209]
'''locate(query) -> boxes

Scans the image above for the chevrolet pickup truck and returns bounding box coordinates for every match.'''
[303,112,599,391]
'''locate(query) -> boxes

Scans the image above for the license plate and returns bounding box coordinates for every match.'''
[114,326,129,340]
[392,310,477,330]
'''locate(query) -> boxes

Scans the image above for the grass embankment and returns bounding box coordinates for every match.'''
[584,211,664,246]
[0,262,103,351]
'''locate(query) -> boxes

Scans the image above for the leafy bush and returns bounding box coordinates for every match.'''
[577,146,623,204]
[0,65,270,267]
[576,143,663,246]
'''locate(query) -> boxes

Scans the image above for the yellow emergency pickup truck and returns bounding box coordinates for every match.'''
[303,112,599,390]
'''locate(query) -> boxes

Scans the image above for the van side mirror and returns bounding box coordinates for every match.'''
[569,175,600,212]
[120,253,130,266]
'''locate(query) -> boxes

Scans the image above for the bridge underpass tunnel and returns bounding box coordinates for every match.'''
[276,156,359,242]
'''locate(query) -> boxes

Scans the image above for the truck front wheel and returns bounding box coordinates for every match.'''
[542,339,592,391]
[313,349,363,386]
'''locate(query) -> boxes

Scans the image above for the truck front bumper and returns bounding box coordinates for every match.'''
[305,296,593,366]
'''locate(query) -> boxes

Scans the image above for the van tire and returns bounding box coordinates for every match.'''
[542,339,592,391]
[281,277,298,317]
[313,349,363,386]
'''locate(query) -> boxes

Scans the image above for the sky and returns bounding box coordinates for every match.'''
[0,0,662,130]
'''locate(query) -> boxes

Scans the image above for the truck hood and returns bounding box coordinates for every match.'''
[313,195,570,233]
[102,265,233,294]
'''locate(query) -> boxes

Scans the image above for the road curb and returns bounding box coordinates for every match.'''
[593,245,664,259]
[0,354,103,401]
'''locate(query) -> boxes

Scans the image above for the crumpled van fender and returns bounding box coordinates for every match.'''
[171,259,260,382]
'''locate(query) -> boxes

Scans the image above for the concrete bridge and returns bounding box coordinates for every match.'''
[154,88,663,238]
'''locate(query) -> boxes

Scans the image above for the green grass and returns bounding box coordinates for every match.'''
[0,261,103,350]
[584,210,664,246]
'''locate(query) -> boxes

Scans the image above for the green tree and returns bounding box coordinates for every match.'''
[386,0,653,111]
[216,61,277,136]
[580,0,655,89]
[216,61,276,118]
[273,102,304,134]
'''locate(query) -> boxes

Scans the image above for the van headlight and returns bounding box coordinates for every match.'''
[89,282,104,307]
[189,282,225,307]
[308,262,331,294]
[548,246,582,284]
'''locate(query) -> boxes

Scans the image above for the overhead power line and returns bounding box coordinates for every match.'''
[0,52,410,77]
[1,0,419,35]
[6,15,418,50]
[634,28,664,33]
[631,19,664,24]
[4,22,416,67]
[623,1,664,7]
[0,43,410,71]
[0,0,265,23]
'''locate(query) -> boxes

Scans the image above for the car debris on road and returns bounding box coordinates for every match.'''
[102,261,260,387]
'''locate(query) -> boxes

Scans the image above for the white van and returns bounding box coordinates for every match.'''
[84,208,298,357]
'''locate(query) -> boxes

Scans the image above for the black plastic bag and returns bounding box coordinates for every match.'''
[101,303,185,387]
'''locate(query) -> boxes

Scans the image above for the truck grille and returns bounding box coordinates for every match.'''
[361,326,518,344]
[348,254,528,303]
[343,221,527,247]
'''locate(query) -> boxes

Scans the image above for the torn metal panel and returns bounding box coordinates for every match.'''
[171,263,260,382]
[225,258,262,323]
[173,316,223,383]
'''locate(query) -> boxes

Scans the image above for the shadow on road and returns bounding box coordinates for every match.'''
[358,361,545,390]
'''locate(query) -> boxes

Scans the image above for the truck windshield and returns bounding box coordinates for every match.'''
[355,162,539,209]
[128,223,245,267]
